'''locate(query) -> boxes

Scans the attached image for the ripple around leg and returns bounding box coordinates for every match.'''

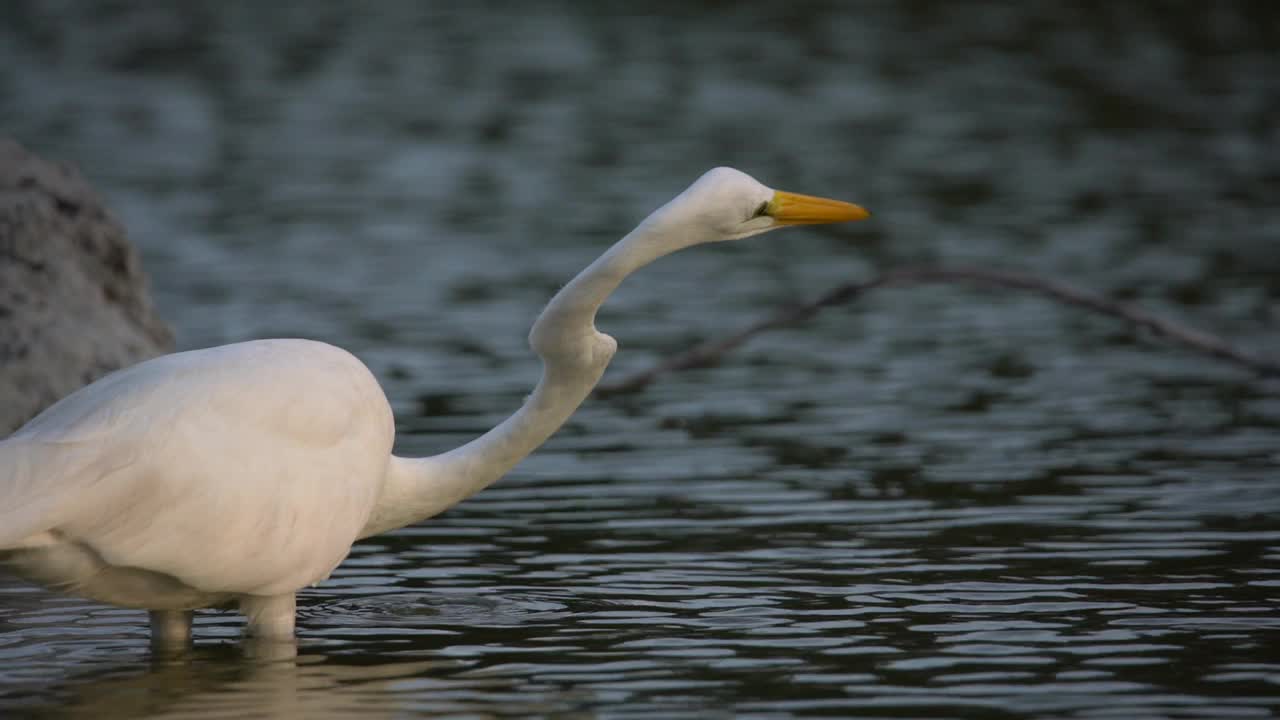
[302,591,571,632]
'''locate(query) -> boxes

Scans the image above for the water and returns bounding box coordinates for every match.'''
[2,2,1279,717]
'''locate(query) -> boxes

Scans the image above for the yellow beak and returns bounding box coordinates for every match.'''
[766,190,871,225]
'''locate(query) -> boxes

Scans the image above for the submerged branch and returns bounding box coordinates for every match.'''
[597,265,1280,395]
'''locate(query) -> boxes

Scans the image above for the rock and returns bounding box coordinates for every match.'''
[0,139,173,435]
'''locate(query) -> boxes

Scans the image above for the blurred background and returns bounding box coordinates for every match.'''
[2,2,1279,718]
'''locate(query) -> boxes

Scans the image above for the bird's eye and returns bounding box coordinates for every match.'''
[752,201,770,219]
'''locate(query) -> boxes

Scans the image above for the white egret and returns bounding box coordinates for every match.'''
[0,167,869,644]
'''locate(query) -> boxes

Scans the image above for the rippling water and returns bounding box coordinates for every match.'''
[2,2,1279,717]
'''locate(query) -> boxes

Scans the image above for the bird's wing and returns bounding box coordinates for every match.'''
[0,339,393,594]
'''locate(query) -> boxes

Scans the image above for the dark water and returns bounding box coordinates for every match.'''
[2,2,1279,717]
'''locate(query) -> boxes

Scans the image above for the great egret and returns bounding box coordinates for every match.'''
[0,167,869,644]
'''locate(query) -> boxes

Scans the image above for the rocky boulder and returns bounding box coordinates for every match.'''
[0,139,173,435]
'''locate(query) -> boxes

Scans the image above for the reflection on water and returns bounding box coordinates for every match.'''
[2,2,1279,717]
[2,637,446,719]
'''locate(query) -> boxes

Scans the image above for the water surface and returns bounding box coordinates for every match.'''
[1,3,1278,717]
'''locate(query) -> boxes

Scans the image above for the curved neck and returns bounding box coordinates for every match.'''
[359,215,699,538]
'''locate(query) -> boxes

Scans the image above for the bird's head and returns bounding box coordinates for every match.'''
[652,167,870,245]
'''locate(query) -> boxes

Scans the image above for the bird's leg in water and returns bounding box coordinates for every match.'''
[149,609,193,649]
[240,593,296,640]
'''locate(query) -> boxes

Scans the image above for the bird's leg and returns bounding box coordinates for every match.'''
[149,609,194,650]
[239,593,297,641]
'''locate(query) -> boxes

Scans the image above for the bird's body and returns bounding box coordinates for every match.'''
[1,340,390,611]
[0,168,868,644]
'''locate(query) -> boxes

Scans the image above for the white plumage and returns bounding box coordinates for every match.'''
[3,340,388,601]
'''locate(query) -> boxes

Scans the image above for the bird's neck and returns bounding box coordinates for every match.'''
[359,216,698,539]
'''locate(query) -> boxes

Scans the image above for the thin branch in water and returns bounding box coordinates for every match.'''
[596,265,1280,396]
